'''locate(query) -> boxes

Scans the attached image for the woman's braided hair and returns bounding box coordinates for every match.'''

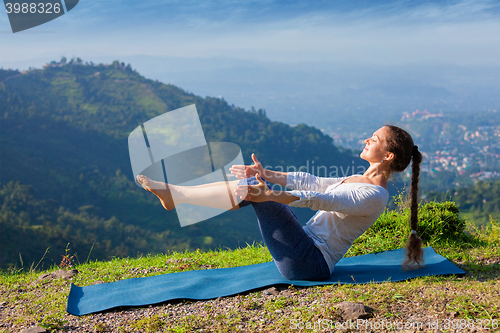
[384,125,424,269]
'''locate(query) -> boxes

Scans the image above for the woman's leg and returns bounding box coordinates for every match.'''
[137,175,243,210]
[139,174,330,280]
[239,177,331,281]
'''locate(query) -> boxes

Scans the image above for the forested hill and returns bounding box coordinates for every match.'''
[424,178,500,225]
[0,59,362,269]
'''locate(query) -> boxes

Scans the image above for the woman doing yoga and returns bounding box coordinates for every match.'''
[137,125,423,281]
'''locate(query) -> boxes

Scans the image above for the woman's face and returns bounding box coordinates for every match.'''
[360,126,393,163]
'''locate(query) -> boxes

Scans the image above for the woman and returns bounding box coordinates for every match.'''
[137,125,423,281]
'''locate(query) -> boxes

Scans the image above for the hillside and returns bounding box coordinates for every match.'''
[0,59,361,269]
[424,178,500,226]
[0,200,498,332]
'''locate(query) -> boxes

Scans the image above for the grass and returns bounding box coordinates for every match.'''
[1,201,499,332]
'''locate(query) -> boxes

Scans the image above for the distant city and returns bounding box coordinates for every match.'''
[328,109,500,188]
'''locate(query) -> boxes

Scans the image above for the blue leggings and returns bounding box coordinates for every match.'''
[238,177,330,281]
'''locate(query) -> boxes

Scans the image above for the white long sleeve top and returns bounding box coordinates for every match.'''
[286,172,389,273]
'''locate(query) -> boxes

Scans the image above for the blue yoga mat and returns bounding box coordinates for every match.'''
[67,247,464,316]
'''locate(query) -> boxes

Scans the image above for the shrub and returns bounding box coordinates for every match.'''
[418,201,466,243]
[347,200,470,257]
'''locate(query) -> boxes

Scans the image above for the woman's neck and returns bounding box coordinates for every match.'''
[362,164,391,188]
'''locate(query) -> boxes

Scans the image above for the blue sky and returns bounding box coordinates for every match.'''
[1,0,499,69]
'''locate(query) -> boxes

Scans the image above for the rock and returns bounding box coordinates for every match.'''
[334,301,375,320]
[52,269,78,279]
[20,326,47,333]
[280,289,293,297]
[262,287,280,296]
[36,273,53,281]
[36,269,78,282]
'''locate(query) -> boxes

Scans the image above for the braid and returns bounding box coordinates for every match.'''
[410,146,421,231]
[403,146,423,269]
[384,125,424,270]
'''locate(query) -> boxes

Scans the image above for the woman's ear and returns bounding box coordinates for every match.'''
[385,152,395,162]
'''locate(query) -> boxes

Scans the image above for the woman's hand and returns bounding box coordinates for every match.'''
[234,173,271,202]
[230,153,265,179]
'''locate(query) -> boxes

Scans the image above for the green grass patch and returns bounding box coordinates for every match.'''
[1,200,499,332]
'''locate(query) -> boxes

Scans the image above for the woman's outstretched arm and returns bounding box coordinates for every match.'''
[235,173,299,205]
[229,153,289,187]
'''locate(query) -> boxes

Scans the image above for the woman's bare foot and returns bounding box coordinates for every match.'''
[137,175,175,210]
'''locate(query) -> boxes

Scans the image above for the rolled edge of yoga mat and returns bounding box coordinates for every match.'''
[67,247,465,316]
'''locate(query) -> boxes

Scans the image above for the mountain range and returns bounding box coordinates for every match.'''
[0,60,363,269]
